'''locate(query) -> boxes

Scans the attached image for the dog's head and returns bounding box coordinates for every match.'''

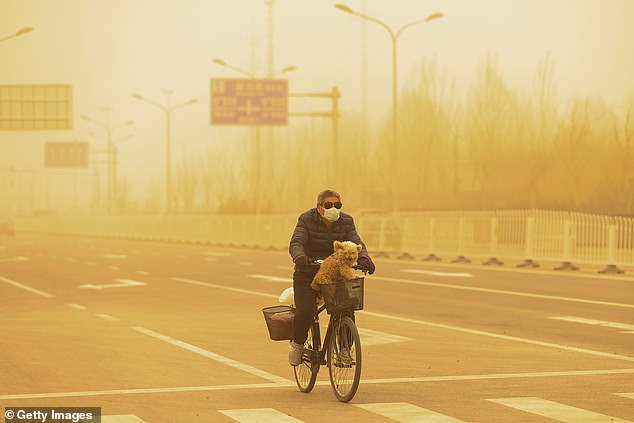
[333,240,361,266]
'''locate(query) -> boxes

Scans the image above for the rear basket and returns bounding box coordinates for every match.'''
[320,277,364,314]
[262,305,295,341]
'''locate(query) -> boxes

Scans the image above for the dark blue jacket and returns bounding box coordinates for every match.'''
[289,208,371,267]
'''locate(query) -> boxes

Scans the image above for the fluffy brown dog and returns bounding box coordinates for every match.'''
[311,240,361,291]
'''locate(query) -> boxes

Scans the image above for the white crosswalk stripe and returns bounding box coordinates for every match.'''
[102,416,146,423]
[219,408,303,422]
[355,402,466,422]
[487,397,632,422]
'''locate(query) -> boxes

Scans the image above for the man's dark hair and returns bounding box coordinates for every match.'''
[316,189,341,206]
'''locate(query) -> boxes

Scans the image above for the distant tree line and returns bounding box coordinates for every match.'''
[123,54,633,216]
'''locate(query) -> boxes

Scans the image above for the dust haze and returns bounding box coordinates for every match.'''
[1,0,633,218]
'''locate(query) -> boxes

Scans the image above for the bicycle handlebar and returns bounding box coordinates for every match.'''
[308,259,368,275]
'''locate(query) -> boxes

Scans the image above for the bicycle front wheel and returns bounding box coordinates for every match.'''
[327,315,362,402]
[293,322,319,393]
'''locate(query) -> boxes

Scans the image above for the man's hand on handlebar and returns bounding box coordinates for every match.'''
[356,256,375,275]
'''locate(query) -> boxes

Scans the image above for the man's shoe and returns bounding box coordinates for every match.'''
[289,341,303,366]
[337,348,352,367]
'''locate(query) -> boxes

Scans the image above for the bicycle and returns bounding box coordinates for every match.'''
[293,264,367,402]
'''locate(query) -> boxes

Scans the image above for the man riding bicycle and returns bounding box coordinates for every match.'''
[288,189,375,366]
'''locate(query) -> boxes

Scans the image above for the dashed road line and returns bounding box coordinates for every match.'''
[487,397,631,422]
[371,275,634,309]
[102,416,146,423]
[68,303,87,310]
[131,326,288,383]
[219,408,303,423]
[402,269,473,278]
[96,313,120,322]
[0,275,55,298]
[362,310,634,363]
[135,271,150,276]
[247,274,292,283]
[171,277,277,299]
[550,316,634,334]
[0,256,29,263]
[355,402,466,422]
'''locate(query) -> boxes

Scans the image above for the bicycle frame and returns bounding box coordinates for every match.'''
[306,304,353,372]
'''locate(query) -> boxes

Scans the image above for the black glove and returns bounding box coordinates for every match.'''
[357,256,375,275]
[294,255,311,266]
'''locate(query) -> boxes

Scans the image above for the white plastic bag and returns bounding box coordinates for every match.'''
[278,287,294,307]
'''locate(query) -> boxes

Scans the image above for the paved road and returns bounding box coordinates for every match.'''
[1,233,633,422]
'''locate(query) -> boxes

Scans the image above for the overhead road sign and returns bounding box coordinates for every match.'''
[45,141,88,168]
[0,84,73,130]
[210,78,288,126]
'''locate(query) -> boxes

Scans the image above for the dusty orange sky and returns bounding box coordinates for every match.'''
[1,0,633,209]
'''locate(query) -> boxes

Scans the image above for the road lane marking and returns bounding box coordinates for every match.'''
[550,316,634,334]
[0,382,292,400]
[79,279,147,290]
[487,397,631,422]
[0,275,55,298]
[86,261,97,266]
[402,269,473,278]
[67,303,87,310]
[66,257,78,263]
[171,277,278,299]
[201,251,232,257]
[219,408,303,422]
[102,416,146,423]
[248,274,293,283]
[103,254,127,259]
[131,326,288,383]
[135,271,150,276]
[362,310,634,363]
[2,369,632,400]
[615,392,634,399]
[371,275,634,309]
[108,265,121,271]
[239,262,254,266]
[277,266,293,271]
[96,313,120,321]
[357,328,412,346]
[168,278,634,362]
[0,256,29,263]
[355,402,466,422]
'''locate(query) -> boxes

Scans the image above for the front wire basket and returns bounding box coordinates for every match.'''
[320,277,364,314]
[262,305,295,340]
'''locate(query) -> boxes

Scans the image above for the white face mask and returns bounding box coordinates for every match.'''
[322,207,340,222]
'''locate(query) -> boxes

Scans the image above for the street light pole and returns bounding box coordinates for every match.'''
[335,4,443,212]
[132,91,197,214]
[80,111,134,213]
[0,27,34,43]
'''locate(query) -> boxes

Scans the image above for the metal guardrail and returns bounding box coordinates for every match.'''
[16,210,634,273]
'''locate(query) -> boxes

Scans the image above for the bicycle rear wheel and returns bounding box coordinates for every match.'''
[327,315,362,402]
[293,322,319,393]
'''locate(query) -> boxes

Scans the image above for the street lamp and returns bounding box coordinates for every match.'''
[132,90,197,214]
[335,4,444,212]
[0,27,34,43]
[80,111,134,213]
[211,57,296,215]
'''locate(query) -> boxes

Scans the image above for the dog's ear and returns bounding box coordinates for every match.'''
[333,240,342,251]
[356,244,362,252]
